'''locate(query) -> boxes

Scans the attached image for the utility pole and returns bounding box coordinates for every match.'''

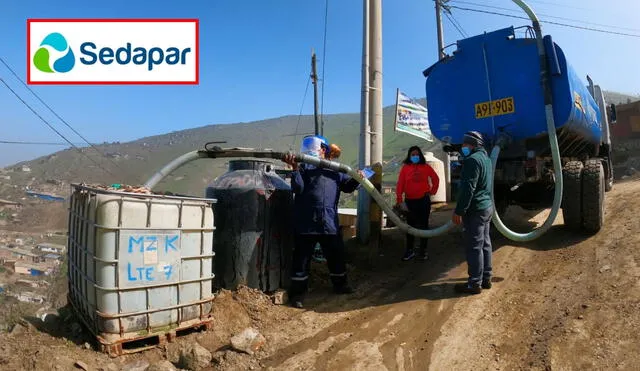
[311,50,321,136]
[369,0,383,166]
[357,0,371,243]
[435,0,452,202]
[368,0,383,251]
[435,0,446,60]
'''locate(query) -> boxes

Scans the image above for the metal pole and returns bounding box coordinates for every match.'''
[435,0,452,202]
[435,0,446,60]
[311,50,321,136]
[357,0,371,243]
[368,0,383,249]
[369,0,383,166]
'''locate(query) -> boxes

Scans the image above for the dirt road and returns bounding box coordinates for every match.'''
[1,179,639,370]
[259,178,640,370]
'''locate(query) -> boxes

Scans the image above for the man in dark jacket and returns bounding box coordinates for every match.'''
[283,135,361,308]
[452,131,494,294]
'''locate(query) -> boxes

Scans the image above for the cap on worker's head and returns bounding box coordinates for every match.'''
[463,131,484,147]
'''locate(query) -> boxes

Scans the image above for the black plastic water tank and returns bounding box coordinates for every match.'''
[206,160,293,292]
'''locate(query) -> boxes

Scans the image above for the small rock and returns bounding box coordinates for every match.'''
[121,359,150,371]
[272,290,288,305]
[84,342,91,350]
[10,324,26,335]
[75,361,89,371]
[578,315,584,320]
[599,265,611,273]
[179,342,212,371]
[230,328,267,355]
[582,304,589,309]
[147,360,178,371]
[103,363,119,371]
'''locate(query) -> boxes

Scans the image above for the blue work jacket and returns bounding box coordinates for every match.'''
[290,164,360,235]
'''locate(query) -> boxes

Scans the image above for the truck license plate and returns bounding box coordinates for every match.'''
[475,97,515,119]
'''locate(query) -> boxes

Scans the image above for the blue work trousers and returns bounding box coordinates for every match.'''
[463,206,493,286]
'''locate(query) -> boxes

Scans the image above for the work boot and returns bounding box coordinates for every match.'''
[290,296,304,308]
[481,279,492,289]
[417,247,428,261]
[401,249,415,261]
[334,285,354,295]
[454,283,482,295]
[293,300,304,308]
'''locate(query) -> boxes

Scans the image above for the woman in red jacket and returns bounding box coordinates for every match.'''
[396,146,440,261]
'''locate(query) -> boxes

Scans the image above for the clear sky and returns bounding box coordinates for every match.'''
[1,0,639,167]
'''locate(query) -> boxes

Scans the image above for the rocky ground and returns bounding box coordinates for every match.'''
[0,177,639,370]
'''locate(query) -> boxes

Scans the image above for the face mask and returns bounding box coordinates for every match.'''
[461,147,471,157]
[410,155,420,164]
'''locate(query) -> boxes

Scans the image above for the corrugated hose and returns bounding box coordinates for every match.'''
[143,148,454,239]
[488,0,564,242]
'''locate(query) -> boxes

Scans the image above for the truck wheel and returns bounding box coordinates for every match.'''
[581,159,605,233]
[604,159,614,192]
[562,161,583,230]
[605,179,613,192]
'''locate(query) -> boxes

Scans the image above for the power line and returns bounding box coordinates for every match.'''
[525,0,593,11]
[290,76,312,149]
[444,11,468,38]
[449,5,640,38]
[449,0,640,33]
[0,78,119,179]
[452,14,469,37]
[0,140,85,145]
[0,57,135,180]
[320,0,329,121]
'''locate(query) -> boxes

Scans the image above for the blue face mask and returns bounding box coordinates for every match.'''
[410,155,420,164]
[461,147,471,157]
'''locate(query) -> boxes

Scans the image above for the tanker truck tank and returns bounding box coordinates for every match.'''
[424,26,601,156]
[423,19,614,237]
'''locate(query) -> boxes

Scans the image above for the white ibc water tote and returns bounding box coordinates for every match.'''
[66,184,216,355]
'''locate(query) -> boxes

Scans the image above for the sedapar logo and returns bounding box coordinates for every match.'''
[28,19,199,85]
[33,32,75,73]
[79,42,192,71]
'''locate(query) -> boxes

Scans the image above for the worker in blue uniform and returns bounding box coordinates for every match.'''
[283,135,362,309]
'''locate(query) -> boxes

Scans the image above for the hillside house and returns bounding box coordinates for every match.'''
[41,253,62,264]
[36,243,65,254]
[0,246,39,263]
[13,262,51,276]
[612,100,640,140]
[0,199,22,211]
[12,291,45,304]
[0,248,15,265]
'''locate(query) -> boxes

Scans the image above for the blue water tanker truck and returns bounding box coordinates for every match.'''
[423,5,616,236]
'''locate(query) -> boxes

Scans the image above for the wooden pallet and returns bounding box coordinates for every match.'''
[97,318,213,357]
